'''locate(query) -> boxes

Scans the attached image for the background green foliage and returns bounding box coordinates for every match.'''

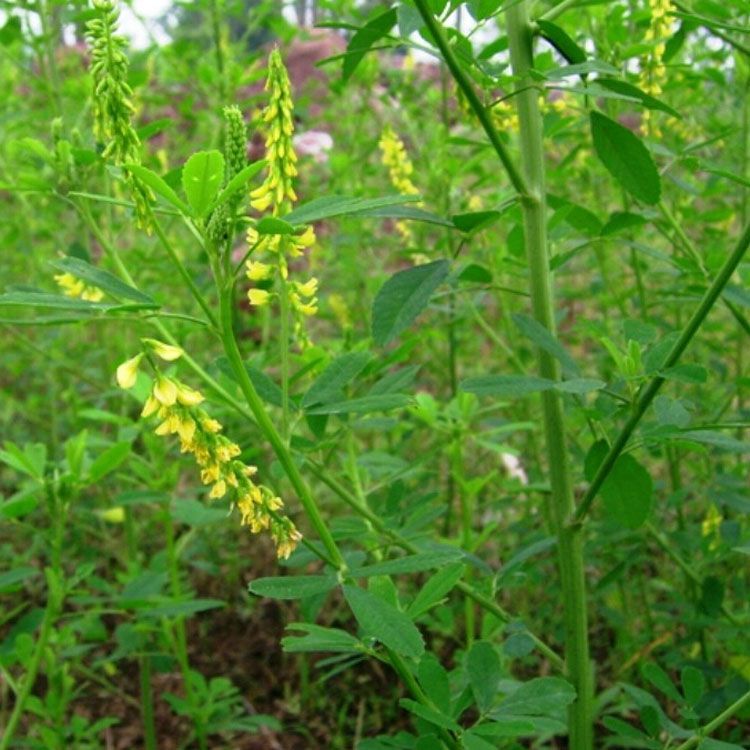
[0,0,749,748]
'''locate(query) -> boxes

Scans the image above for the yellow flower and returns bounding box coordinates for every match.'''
[142,338,183,361]
[246,260,273,281]
[248,288,271,306]
[175,382,205,406]
[141,395,160,417]
[153,375,178,406]
[116,353,143,389]
[294,277,318,297]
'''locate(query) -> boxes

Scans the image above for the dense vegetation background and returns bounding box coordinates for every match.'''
[0,0,748,748]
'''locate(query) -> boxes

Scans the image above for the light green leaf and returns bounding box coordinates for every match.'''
[306,394,411,415]
[495,677,576,717]
[283,194,419,225]
[343,584,424,658]
[88,442,131,483]
[554,378,606,394]
[407,563,464,618]
[302,351,371,407]
[399,698,460,732]
[282,623,362,654]
[181,150,225,218]
[372,260,450,346]
[590,111,661,205]
[255,216,296,235]
[461,375,554,398]
[49,257,155,304]
[212,160,266,211]
[125,163,191,214]
[171,499,227,527]
[512,313,580,375]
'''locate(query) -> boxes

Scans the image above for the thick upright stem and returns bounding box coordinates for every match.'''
[506,6,593,749]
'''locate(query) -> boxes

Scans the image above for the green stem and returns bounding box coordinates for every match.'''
[278,261,292,439]
[575,218,750,523]
[659,201,750,336]
[218,282,346,571]
[505,5,593,748]
[149,211,220,329]
[669,689,750,750]
[411,0,528,197]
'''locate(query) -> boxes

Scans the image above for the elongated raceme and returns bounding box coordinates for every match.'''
[115,342,302,559]
[207,105,249,246]
[639,0,675,136]
[378,125,422,248]
[85,0,152,229]
[245,49,319,345]
[54,272,104,302]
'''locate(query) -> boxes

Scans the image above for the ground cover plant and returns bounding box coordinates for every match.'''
[0,0,749,747]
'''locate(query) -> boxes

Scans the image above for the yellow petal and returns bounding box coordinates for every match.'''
[116,353,143,390]
[153,376,177,406]
[142,338,183,362]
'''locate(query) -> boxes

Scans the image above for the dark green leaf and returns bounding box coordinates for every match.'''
[538,20,586,64]
[590,111,661,205]
[372,260,450,346]
[249,575,337,600]
[351,549,463,578]
[343,8,398,81]
[598,79,680,118]
[399,699,460,732]
[467,641,502,713]
[343,585,424,658]
[302,352,371,407]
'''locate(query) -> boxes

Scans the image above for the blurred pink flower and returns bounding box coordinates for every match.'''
[293,130,333,163]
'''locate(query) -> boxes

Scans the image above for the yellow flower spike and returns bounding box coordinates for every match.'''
[142,338,183,362]
[379,126,421,198]
[116,353,143,389]
[153,375,178,406]
[248,288,271,306]
[246,260,273,281]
